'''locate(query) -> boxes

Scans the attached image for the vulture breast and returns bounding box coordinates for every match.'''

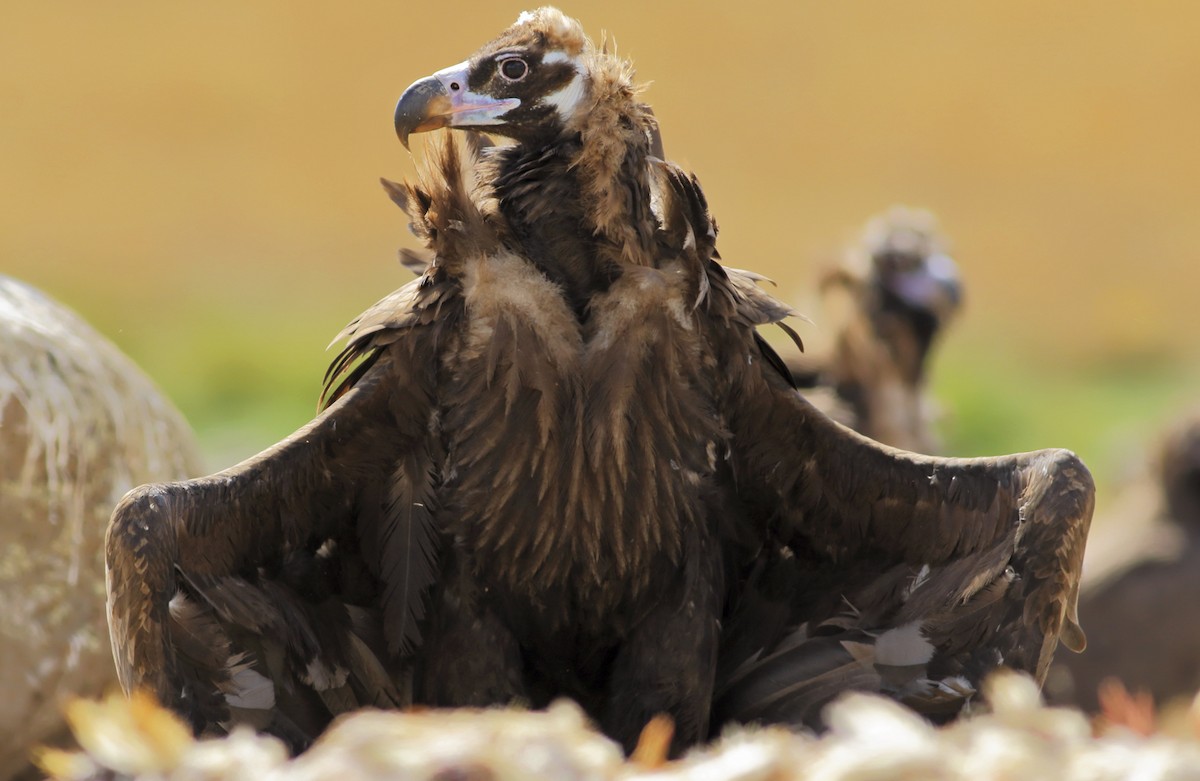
[440,253,724,634]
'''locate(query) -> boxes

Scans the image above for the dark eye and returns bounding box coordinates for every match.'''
[499,57,528,81]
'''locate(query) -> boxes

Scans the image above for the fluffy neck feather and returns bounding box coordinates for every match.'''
[487,51,658,316]
[568,50,658,268]
[491,138,619,318]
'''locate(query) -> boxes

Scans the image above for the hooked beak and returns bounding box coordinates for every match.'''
[891,252,963,316]
[394,61,521,149]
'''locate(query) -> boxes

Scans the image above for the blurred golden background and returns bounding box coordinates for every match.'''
[3,1,1198,491]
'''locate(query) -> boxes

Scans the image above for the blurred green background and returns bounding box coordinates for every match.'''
[3,2,1197,497]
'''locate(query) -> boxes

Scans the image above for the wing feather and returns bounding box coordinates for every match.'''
[714,323,1094,727]
[368,446,442,656]
[106,283,458,742]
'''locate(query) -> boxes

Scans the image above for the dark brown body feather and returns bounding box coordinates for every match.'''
[106,8,1092,756]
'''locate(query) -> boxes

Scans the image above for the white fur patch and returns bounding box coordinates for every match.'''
[543,57,586,122]
[515,8,579,45]
[225,667,275,710]
[304,659,349,690]
[874,622,935,667]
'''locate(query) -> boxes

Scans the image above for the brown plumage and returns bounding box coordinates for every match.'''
[105,7,1092,756]
[791,207,962,452]
[1047,412,1200,711]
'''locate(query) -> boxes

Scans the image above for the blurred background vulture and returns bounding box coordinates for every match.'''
[105,8,1093,756]
[1047,411,1200,712]
[790,207,962,453]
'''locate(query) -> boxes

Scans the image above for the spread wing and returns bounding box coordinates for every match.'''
[647,165,1093,728]
[105,272,460,750]
[714,356,1094,726]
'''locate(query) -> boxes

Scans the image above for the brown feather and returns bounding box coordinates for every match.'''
[106,8,1092,758]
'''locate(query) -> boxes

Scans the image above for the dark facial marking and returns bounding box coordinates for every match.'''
[466,50,576,103]
[454,49,581,140]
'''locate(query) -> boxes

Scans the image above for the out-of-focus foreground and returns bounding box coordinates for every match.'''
[33,675,1200,781]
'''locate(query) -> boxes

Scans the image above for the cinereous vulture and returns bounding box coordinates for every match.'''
[790,206,961,453]
[106,7,1094,755]
[1047,412,1200,711]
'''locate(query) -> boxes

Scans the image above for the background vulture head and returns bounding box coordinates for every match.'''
[867,208,962,340]
[393,8,593,147]
[1160,413,1200,534]
[824,206,963,385]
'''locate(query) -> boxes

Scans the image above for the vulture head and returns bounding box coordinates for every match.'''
[394,9,597,148]
[390,7,661,309]
[843,206,963,383]
[1160,413,1200,533]
[792,206,963,451]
